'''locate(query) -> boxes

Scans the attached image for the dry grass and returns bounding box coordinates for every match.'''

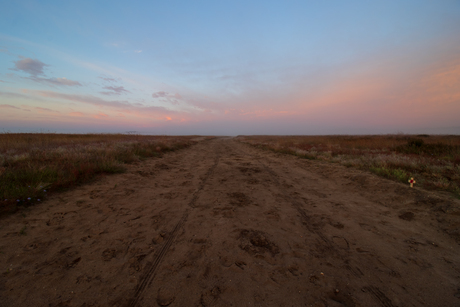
[236,135,460,197]
[0,133,206,213]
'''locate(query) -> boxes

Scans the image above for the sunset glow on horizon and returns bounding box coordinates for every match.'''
[1,1,459,135]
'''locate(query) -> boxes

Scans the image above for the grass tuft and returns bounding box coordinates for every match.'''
[370,167,409,183]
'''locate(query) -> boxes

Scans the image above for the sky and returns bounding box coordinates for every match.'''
[1,1,459,135]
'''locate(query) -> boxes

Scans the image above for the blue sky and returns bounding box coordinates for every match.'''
[1,1,459,134]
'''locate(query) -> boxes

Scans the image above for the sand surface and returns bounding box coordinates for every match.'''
[1,137,460,306]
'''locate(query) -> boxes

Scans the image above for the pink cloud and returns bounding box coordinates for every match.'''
[69,112,85,117]
[94,112,109,119]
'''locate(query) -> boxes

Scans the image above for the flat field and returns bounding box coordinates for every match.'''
[1,135,460,306]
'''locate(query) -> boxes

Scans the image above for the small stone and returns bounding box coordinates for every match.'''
[152,234,164,244]
[157,287,175,306]
[454,288,460,298]
[399,212,415,221]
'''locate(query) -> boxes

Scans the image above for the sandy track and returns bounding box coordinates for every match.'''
[1,138,460,307]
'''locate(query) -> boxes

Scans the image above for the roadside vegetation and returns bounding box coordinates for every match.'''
[0,133,204,213]
[236,135,460,197]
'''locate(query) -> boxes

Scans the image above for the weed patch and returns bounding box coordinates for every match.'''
[0,133,202,214]
[237,135,460,197]
[370,167,408,183]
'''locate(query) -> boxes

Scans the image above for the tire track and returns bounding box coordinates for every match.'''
[362,286,397,307]
[127,147,221,307]
[247,150,332,245]
[237,142,397,307]
[236,143,349,252]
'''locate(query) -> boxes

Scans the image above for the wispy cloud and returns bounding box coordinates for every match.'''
[0,104,21,110]
[69,111,85,117]
[28,76,82,87]
[35,106,60,114]
[100,85,130,95]
[36,90,133,108]
[109,42,125,48]
[30,89,187,121]
[9,56,82,87]
[99,76,119,82]
[0,90,43,101]
[11,57,49,76]
[152,91,167,98]
[134,50,142,53]
[152,91,183,105]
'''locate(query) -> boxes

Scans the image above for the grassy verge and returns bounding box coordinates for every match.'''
[236,135,460,198]
[0,133,203,213]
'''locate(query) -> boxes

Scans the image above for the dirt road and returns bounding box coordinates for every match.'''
[1,137,460,306]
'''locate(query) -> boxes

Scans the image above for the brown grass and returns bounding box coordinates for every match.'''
[236,135,460,197]
[0,133,208,213]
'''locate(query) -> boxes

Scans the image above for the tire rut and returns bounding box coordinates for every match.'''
[362,286,397,307]
[246,149,333,245]
[127,147,221,307]
[237,142,397,307]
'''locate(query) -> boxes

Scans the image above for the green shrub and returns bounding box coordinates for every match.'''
[391,168,408,183]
